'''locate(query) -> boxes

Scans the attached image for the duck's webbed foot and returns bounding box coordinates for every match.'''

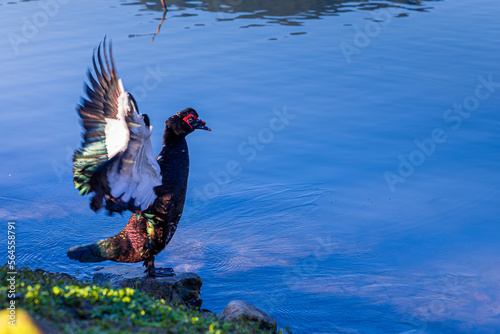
[143,257,175,277]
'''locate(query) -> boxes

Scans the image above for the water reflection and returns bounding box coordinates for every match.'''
[6,0,441,41]
[126,0,441,26]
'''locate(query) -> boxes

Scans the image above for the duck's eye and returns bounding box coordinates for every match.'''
[182,114,198,125]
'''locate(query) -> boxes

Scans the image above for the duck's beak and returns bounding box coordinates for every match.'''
[190,118,211,131]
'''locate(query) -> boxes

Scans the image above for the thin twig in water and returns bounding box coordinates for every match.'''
[152,8,168,44]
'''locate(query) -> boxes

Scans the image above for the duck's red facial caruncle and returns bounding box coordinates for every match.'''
[183,114,211,131]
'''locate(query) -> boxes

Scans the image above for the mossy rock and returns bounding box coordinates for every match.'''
[0,266,287,334]
[93,265,201,306]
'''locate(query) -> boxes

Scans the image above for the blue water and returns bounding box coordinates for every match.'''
[1,0,500,333]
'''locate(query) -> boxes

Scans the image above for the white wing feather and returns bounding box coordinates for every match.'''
[104,79,129,158]
[106,88,162,210]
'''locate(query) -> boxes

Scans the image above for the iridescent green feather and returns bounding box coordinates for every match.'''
[73,40,120,197]
[94,238,121,259]
[140,214,161,257]
[73,136,108,194]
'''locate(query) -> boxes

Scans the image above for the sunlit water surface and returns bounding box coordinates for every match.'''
[1,0,500,333]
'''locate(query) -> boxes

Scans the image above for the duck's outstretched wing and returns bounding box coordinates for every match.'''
[73,40,162,213]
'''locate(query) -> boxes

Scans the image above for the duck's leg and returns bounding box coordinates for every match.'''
[143,256,175,277]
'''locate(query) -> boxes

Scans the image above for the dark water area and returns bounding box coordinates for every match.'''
[127,0,438,26]
[1,0,500,333]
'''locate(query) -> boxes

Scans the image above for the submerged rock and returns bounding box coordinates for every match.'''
[219,300,277,331]
[93,265,202,306]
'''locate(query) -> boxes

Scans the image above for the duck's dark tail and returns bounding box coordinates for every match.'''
[67,241,109,263]
[67,213,151,264]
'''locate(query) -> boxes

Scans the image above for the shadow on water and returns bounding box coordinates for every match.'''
[125,0,442,26]
[6,0,442,41]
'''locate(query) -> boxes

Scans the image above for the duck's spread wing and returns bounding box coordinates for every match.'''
[106,93,162,211]
[73,40,122,194]
[73,40,162,213]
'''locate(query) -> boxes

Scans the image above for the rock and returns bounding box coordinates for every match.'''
[93,265,202,306]
[32,268,76,282]
[219,300,277,331]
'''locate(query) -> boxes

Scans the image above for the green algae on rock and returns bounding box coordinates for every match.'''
[0,266,287,334]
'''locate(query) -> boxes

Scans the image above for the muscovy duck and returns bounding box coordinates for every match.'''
[67,40,210,277]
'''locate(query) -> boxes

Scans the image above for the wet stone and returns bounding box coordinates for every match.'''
[93,265,202,306]
[219,300,277,332]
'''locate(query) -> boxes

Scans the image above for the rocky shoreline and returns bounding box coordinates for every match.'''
[93,265,278,332]
[0,265,280,333]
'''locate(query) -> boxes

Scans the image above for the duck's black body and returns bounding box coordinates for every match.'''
[69,126,191,271]
[67,40,210,276]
